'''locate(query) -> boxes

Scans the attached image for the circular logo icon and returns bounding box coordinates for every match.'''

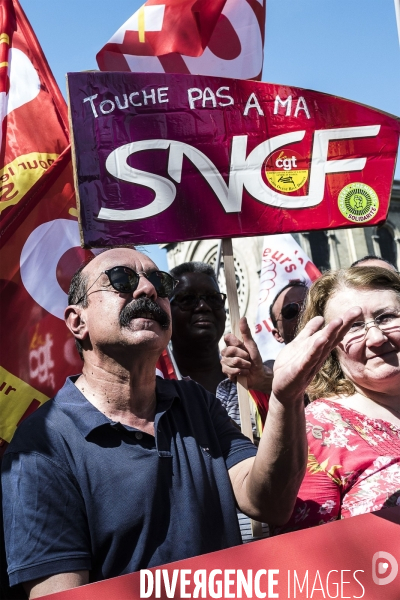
[264,149,308,193]
[338,183,379,223]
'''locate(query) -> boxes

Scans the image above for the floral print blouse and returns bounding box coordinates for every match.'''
[276,399,400,533]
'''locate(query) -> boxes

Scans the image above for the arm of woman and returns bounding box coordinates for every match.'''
[229,307,362,525]
[273,401,354,533]
[273,454,341,533]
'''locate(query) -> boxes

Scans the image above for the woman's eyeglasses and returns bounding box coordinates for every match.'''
[76,266,178,304]
[170,293,227,311]
[280,302,303,321]
[344,311,400,341]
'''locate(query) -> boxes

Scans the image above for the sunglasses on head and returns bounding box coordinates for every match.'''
[280,302,303,320]
[76,266,178,304]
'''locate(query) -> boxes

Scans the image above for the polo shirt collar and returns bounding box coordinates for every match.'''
[55,375,179,439]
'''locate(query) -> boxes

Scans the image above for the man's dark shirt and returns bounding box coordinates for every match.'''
[2,376,257,586]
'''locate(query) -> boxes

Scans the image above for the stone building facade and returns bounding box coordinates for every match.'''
[164,180,400,330]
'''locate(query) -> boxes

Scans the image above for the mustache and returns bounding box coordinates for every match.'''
[119,298,171,330]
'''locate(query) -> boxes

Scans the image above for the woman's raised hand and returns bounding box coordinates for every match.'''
[272,306,362,405]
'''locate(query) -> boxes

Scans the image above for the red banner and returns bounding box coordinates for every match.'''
[67,72,400,249]
[0,0,69,226]
[0,149,96,456]
[0,1,91,456]
[37,507,400,599]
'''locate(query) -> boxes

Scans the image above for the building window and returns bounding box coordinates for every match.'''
[308,231,331,271]
[375,226,397,267]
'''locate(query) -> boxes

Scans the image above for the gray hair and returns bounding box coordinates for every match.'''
[170,261,217,283]
[67,259,93,359]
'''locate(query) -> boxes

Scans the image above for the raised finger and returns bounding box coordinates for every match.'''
[303,309,362,375]
[295,315,325,340]
[321,306,363,349]
[223,333,245,349]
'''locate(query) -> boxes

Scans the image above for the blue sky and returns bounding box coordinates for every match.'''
[20,0,400,270]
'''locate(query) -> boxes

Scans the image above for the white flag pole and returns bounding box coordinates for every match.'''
[214,239,223,276]
[222,238,262,538]
[395,0,400,46]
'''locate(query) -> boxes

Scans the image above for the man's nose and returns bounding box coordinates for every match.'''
[194,296,213,311]
[364,323,388,345]
[132,273,157,300]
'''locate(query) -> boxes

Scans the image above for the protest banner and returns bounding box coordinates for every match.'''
[96,0,265,81]
[67,71,399,249]
[35,506,400,599]
[254,234,321,363]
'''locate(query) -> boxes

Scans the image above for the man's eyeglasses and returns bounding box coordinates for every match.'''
[344,311,400,342]
[170,293,227,311]
[280,302,303,321]
[76,266,178,304]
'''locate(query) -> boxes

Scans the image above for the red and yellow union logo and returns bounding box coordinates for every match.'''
[264,149,308,193]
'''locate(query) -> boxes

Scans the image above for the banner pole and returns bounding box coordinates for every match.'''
[395,0,400,46]
[167,343,182,380]
[214,239,223,276]
[222,238,263,538]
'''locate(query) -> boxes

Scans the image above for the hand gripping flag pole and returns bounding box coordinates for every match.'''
[222,237,263,537]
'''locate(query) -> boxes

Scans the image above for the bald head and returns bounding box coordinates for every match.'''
[351,256,397,272]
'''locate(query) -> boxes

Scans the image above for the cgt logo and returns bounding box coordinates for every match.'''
[98,125,380,222]
[372,551,398,586]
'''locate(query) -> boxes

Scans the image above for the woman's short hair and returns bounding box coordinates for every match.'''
[299,266,400,401]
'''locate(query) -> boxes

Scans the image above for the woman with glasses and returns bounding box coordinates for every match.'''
[276,266,400,533]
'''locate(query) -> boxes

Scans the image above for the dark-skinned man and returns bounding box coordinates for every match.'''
[169,262,226,394]
[168,261,270,542]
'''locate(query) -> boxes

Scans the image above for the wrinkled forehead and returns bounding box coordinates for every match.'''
[84,248,158,279]
[174,272,220,294]
[324,285,400,321]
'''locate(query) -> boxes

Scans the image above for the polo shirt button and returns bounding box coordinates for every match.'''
[135,432,143,440]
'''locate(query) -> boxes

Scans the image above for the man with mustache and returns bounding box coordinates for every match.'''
[2,247,353,598]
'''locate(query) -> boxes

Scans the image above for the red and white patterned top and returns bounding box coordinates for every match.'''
[276,399,400,533]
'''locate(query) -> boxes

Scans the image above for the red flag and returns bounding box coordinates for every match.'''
[156,348,178,380]
[0,1,92,456]
[0,0,69,225]
[98,0,227,60]
[0,148,96,457]
[97,0,265,80]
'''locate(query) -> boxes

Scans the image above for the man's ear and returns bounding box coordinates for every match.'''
[272,328,285,344]
[65,305,88,342]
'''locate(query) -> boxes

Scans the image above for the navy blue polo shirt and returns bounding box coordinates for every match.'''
[2,376,257,586]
